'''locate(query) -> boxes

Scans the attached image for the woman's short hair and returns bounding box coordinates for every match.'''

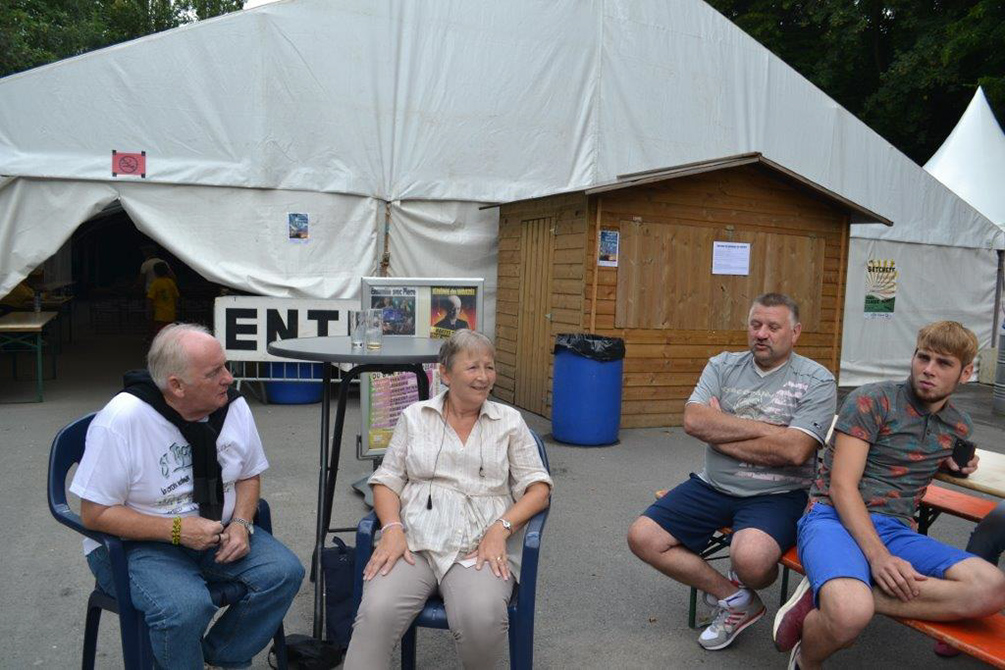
[916,321,979,368]
[438,329,494,371]
[148,323,211,389]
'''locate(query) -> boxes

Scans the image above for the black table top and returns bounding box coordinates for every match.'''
[267,336,442,365]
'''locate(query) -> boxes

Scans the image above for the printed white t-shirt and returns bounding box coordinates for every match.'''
[70,393,269,555]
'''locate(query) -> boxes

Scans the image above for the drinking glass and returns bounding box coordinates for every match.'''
[348,310,366,348]
[365,309,383,350]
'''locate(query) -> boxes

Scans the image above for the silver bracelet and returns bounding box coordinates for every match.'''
[381,521,404,532]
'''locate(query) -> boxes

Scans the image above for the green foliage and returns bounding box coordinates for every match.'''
[708,0,1005,163]
[0,0,245,80]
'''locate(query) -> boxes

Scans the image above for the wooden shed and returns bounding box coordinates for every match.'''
[493,153,891,428]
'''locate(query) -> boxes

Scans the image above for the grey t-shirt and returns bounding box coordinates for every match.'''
[688,351,836,496]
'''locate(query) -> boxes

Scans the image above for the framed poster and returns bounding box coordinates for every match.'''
[358,277,485,458]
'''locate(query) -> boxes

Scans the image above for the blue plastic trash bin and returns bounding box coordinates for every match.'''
[264,362,323,404]
[551,334,625,446]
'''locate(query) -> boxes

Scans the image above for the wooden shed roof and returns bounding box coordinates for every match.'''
[493,152,893,226]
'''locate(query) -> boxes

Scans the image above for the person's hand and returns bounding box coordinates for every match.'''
[363,526,414,581]
[215,523,250,563]
[870,551,926,601]
[467,523,510,580]
[179,517,225,551]
[709,397,722,412]
[942,452,979,476]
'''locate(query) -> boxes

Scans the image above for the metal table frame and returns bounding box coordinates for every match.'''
[266,336,442,640]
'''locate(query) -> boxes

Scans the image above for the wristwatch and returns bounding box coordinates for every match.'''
[496,518,513,534]
[230,517,254,536]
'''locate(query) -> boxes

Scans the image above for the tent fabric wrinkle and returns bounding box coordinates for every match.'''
[0,180,120,296]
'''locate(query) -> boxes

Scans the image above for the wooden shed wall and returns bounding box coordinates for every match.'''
[496,164,850,429]
[586,165,849,427]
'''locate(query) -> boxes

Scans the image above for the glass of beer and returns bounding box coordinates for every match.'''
[365,309,383,350]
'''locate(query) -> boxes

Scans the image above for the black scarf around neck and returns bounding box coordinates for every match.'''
[122,369,239,521]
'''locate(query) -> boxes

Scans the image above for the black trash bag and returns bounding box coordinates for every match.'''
[554,333,625,362]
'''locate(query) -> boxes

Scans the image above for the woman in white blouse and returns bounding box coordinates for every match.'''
[344,329,553,669]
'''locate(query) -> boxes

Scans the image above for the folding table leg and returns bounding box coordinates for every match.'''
[35,332,43,402]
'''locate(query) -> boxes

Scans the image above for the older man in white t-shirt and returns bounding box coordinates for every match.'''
[70,324,304,669]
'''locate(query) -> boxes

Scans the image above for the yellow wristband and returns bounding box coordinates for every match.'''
[171,517,182,546]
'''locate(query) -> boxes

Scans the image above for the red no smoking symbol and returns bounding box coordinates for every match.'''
[112,150,147,178]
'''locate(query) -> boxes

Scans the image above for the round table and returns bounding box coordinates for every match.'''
[267,336,442,640]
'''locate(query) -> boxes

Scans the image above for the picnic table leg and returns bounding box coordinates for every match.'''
[688,587,698,628]
[917,508,940,535]
[34,331,43,402]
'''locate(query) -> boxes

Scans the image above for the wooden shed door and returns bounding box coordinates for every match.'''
[515,217,554,415]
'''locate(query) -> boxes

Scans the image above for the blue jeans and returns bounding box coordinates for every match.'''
[87,528,304,669]
[968,500,1005,566]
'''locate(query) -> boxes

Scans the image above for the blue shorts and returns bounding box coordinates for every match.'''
[797,503,976,606]
[642,473,808,555]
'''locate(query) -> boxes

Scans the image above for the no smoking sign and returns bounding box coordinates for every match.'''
[111,150,147,178]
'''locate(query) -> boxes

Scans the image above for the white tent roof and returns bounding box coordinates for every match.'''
[2,0,1003,301]
[924,87,1005,227]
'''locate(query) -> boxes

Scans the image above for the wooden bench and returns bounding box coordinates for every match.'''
[916,482,998,533]
[681,484,1005,667]
[779,544,1005,669]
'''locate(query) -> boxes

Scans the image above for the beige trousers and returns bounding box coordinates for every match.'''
[343,553,513,669]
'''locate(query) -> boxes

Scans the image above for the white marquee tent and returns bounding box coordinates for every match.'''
[924,87,1005,338]
[925,87,1005,228]
[2,0,1001,383]
[838,87,1005,385]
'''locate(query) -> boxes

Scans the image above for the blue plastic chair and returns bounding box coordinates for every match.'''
[353,430,551,670]
[47,413,289,669]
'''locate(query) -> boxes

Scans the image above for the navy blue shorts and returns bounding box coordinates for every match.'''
[642,473,808,555]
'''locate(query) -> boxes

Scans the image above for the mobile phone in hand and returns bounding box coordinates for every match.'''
[948,437,976,476]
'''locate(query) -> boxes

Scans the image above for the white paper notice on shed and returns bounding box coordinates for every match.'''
[711,241,751,276]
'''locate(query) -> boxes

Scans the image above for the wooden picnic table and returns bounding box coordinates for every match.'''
[0,311,58,402]
[935,448,1005,499]
[13,295,75,343]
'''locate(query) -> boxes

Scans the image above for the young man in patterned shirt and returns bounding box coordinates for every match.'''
[773,321,1005,669]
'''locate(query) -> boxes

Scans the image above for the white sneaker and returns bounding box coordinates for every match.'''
[787,641,802,670]
[697,589,766,650]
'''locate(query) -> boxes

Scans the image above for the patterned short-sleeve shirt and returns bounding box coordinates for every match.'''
[809,379,973,523]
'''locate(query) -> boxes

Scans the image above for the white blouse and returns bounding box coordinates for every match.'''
[369,391,554,582]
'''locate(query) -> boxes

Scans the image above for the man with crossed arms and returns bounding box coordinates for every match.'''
[628,293,836,651]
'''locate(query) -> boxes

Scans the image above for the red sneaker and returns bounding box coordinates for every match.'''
[773,576,814,652]
[933,640,962,657]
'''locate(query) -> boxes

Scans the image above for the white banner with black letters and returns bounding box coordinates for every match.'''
[214,296,357,362]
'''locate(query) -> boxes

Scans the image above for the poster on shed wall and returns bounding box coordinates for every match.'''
[598,229,620,267]
[864,259,897,319]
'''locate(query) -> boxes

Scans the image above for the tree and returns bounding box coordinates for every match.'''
[707,0,1005,164]
[0,0,244,80]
